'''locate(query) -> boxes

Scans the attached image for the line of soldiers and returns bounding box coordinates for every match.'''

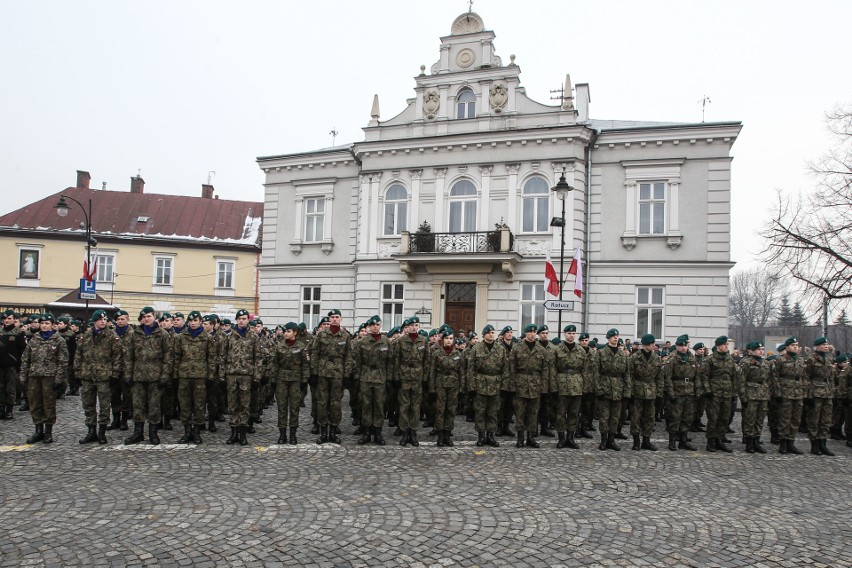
[3,306,850,455]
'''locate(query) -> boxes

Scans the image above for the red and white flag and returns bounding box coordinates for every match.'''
[567,247,583,298]
[544,251,560,298]
[83,259,97,282]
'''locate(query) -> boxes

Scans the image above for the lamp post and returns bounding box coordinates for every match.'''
[54,195,97,321]
[550,172,574,333]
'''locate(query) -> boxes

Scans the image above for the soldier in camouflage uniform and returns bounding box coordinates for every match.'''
[201,314,224,432]
[172,311,212,445]
[160,312,179,431]
[1,309,27,420]
[595,328,631,451]
[628,334,664,451]
[664,335,698,451]
[577,333,597,437]
[347,315,391,445]
[20,314,69,444]
[124,307,173,446]
[468,324,506,447]
[691,343,708,432]
[771,336,806,455]
[107,310,133,431]
[57,317,76,398]
[462,332,478,422]
[804,337,836,456]
[553,324,585,449]
[430,329,464,447]
[384,325,401,432]
[219,309,263,446]
[737,341,770,453]
[836,355,851,447]
[75,310,121,445]
[310,309,350,444]
[391,316,428,446]
[702,336,740,453]
[536,325,557,438]
[497,326,517,437]
[507,324,546,448]
[269,322,309,445]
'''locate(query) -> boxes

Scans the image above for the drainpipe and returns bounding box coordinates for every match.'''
[582,130,598,330]
[255,251,261,316]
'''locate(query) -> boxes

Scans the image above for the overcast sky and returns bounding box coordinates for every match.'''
[1,0,850,271]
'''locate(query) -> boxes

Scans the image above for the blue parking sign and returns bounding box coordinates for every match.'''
[79,278,97,300]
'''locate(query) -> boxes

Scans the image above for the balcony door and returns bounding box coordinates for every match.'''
[448,180,477,233]
[445,282,476,336]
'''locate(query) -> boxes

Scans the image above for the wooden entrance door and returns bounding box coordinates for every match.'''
[445,283,476,335]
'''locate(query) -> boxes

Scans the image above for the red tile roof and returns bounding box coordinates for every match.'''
[0,187,263,247]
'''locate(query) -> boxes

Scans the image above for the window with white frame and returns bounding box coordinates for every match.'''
[456,88,476,119]
[216,260,235,289]
[448,180,477,232]
[636,286,664,338]
[520,283,546,329]
[304,198,325,242]
[301,286,322,329]
[383,185,408,236]
[638,182,666,235]
[522,177,550,233]
[154,256,173,286]
[95,253,115,283]
[381,283,404,329]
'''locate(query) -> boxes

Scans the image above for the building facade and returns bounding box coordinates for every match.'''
[257,12,741,343]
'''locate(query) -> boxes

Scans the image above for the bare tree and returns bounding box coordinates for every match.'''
[729,267,782,327]
[761,103,852,310]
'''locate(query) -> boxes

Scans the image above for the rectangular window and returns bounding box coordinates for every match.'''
[301,286,322,329]
[638,182,666,235]
[449,200,477,232]
[304,198,325,242]
[96,254,115,283]
[520,283,545,329]
[383,201,407,236]
[217,260,234,289]
[155,257,173,286]
[381,283,404,329]
[636,286,664,338]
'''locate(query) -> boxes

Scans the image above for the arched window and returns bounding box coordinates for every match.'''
[522,177,550,233]
[449,180,477,232]
[383,184,408,236]
[456,88,476,119]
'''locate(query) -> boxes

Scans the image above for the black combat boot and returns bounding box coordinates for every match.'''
[577,427,592,439]
[374,427,386,446]
[778,439,788,454]
[79,425,98,444]
[526,432,540,448]
[819,439,835,456]
[516,431,525,448]
[437,430,446,447]
[107,411,120,430]
[476,431,486,447]
[310,422,319,435]
[277,428,287,444]
[354,423,366,436]
[606,433,620,451]
[289,427,298,445]
[556,431,567,448]
[4,404,12,419]
[632,434,641,451]
[539,425,554,438]
[786,439,803,455]
[409,428,419,447]
[98,424,108,444]
[19,400,29,412]
[586,420,597,432]
[27,424,44,444]
[207,416,217,433]
[770,431,780,444]
[357,427,371,445]
[503,423,516,437]
[226,426,238,445]
[399,428,410,446]
[148,424,160,446]
[668,433,678,451]
[316,425,326,445]
[124,422,145,445]
[43,424,54,443]
[691,419,705,432]
[445,431,455,447]
[162,415,173,431]
[485,431,499,447]
[566,432,579,449]
[177,424,192,444]
[394,426,404,436]
[119,412,129,431]
[239,426,249,446]
[678,432,697,451]
[615,428,628,440]
[809,439,821,455]
[328,426,341,444]
[192,425,202,445]
[745,437,755,454]
[706,438,717,453]
[641,436,657,451]
[215,412,226,422]
[599,432,607,451]
[753,437,767,454]
[246,417,255,434]
[715,438,732,453]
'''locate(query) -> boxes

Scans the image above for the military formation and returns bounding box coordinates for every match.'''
[2,307,851,456]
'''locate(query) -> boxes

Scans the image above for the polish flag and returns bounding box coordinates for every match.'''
[567,247,583,299]
[83,259,97,282]
[544,251,560,298]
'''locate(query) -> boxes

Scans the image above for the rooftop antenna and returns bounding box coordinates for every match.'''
[137,168,141,178]
[207,170,216,184]
[698,95,711,122]
[329,127,339,145]
[550,77,574,109]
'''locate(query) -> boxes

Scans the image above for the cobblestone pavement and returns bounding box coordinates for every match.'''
[1,393,850,568]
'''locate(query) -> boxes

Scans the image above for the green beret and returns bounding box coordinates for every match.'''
[235,309,249,318]
[202,314,217,323]
[284,322,298,331]
[767,354,778,361]
[617,338,624,346]
[551,337,561,345]
[443,327,454,336]
[404,316,420,326]
[522,323,537,334]
[221,318,232,325]
[578,332,589,340]
[693,342,705,350]
[172,312,185,319]
[187,311,202,321]
[537,325,549,334]
[675,334,689,346]
[90,310,107,322]
[39,314,55,323]
[456,338,467,345]
[57,316,70,324]
[715,336,728,346]
[835,354,848,364]
[563,324,577,332]
[428,329,437,337]
[358,323,366,331]
[328,309,342,317]
[606,328,619,339]
[589,338,598,348]
[387,326,401,337]
[114,310,128,318]
[482,324,495,334]
[318,316,329,325]
[814,337,828,346]
[784,336,798,347]
[1,309,14,317]
[641,333,655,346]
[297,322,307,331]
[468,332,478,339]
[500,326,513,335]
[418,329,428,337]
[71,319,82,326]
[139,306,155,320]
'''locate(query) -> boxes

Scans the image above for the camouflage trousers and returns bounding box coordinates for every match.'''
[694,395,707,426]
[249,381,262,421]
[385,381,399,424]
[421,380,434,423]
[512,396,539,433]
[666,395,695,434]
[630,398,656,437]
[776,398,803,440]
[161,378,178,419]
[741,399,768,438]
[539,392,556,429]
[831,398,844,431]
[276,380,302,429]
[316,375,343,427]
[206,379,225,420]
[767,397,779,434]
[434,386,458,432]
[226,375,252,427]
[580,392,596,427]
[306,375,318,425]
[806,398,832,440]
[360,381,385,429]
[555,394,582,433]
[27,376,57,425]
[109,378,132,414]
[1,367,18,406]
[132,382,162,425]
[81,379,112,426]
[500,390,515,426]
[595,398,622,434]
[397,380,422,430]
[474,393,500,433]
[706,394,732,441]
[345,376,360,420]
[178,378,207,426]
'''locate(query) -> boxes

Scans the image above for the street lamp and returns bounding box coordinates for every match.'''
[54,195,97,320]
[550,172,574,333]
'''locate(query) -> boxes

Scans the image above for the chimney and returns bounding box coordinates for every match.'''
[201,184,214,199]
[130,175,145,194]
[76,170,91,189]
[575,83,591,123]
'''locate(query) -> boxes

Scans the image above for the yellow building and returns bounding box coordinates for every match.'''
[0,170,262,320]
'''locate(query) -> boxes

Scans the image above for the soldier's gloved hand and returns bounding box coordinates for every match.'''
[805,397,815,408]
[158,376,170,389]
[702,392,714,400]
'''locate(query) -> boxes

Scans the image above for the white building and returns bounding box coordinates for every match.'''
[257,12,741,343]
